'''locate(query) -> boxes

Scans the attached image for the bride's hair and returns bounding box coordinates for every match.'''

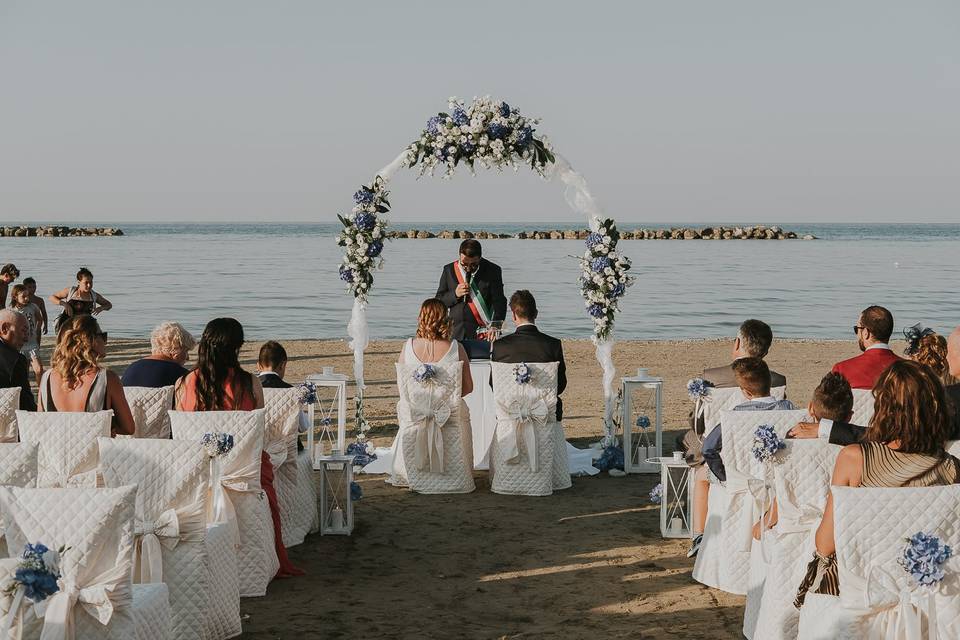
[52,315,103,390]
[416,298,450,340]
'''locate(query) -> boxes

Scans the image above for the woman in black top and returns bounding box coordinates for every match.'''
[121,321,196,388]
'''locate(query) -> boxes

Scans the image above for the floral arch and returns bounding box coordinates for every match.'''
[337,96,634,441]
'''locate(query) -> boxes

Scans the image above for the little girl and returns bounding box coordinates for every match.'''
[10,284,42,357]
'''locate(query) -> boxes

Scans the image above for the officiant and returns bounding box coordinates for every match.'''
[436,239,507,341]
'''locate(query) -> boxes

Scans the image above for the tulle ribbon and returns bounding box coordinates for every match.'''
[409,402,451,472]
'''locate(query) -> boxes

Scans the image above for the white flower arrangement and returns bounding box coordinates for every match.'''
[336,176,390,302]
[578,216,634,342]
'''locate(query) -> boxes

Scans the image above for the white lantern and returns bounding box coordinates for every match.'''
[305,371,348,464]
[621,368,663,473]
[657,457,693,538]
[317,454,354,535]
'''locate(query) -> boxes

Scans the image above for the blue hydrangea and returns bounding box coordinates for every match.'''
[426,115,442,136]
[513,363,531,384]
[588,303,605,318]
[609,283,626,299]
[487,122,510,140]
[592,445,624,472]
[350,481,363,501]
[451,107,469,126]
[353,212,376,231]
[590,256,611,272]
[649,483,663,504]
[353,188,374,205]
[413,364,437,383]
[686,377,712,400]
[366,240,383,257]
[516,126,533,147]
[201,431,234,457]
[460,141,475,155]
[296,382,316,405]
[636,415,651,429]
[499,101,511,117]
[585,232,604,248]
[320,416,332,426]
[752,424,786,462]
[339,265,354,283]
[346,442,377,468]
[900,532,953,587]
[15,542,62,603]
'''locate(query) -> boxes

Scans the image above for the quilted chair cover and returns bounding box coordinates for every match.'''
[0,387,19,442]
[203,521,242,639]
[850,388,875,428]
[169,409,279,598]
[0,485,172,640]
[798,485,960,639]
[489,362,559,497]
[98,438,234,640]
[749,439,841,640]
[948,440,960,458]
[122,386,175,439]
[15,410,112,488]
[263,388,316,547]
[698,385,787,437]
[394,361,475,494]
[0,442,39,557]
[693,408,809,596]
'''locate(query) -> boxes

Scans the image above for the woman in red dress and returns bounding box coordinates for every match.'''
[175,317,303,578]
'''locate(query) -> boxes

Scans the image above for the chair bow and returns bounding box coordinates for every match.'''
[210,450,261,526]
[0,559,24,640]
[723,467,768,553]
[842,563,943,640]
[132,499,206,583]
[498,396,549,472]
[408,402,451,473]
[33,563,132,640]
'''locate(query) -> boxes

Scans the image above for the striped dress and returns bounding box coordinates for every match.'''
[795,442,960,606]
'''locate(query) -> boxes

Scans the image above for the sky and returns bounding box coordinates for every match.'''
[1,1,958,225]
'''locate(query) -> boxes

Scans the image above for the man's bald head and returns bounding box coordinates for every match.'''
[0,308,27,349]
[947,327,960,379]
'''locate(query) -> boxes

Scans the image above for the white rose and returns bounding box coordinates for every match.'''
[608,251,618,260]
[603,235,612,244]
[598,245,608,254]
[619,276,626,283]
[592,274,603,285]
[345,237,354,245]
[372,228,381,239]
[604,267,613,276]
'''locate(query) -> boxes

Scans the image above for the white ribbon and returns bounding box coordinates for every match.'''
[724,467,768,553]
[498,397,549,472]
[1,559,24,640]
[209,453,260,527]
[132,499,206,584]
[33,563,131,640]
[264,437,290,469]
[408,402,451,473]
[840,563,941,640]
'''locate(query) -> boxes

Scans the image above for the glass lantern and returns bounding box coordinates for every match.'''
[621,368,663,473]
[317,454,354,535]
[305,371,348,464]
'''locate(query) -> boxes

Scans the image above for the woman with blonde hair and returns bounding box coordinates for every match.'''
[38,314,135,436]
[121,321,197,387]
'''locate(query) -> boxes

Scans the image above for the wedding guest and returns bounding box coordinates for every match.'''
[9,284,42,358]
[794,360,960,607]
[121,321,196,388]
[38,315,135,436]
[681,319,786,554]
[831,305,899,389]
[175,317,304,578]
[0,263,19,309]
[50,267,113,335]
[491,290,565,419]
[257,341,292,389]
[0,308,39,411]
[398,299,474,396]
[904,324,957,386]
[21,278,49,345]
[435,239,507,341]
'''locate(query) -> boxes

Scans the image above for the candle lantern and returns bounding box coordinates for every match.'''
[305,371,349,464]
[621,368,663,473]
[317,454,354,535]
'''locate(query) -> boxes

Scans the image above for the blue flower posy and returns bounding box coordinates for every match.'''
[8,542,64,603]
[751,424,785,462]
[413,364,437,384]
[635,415,651,429]
[201,431,235,458]
[686,378,712,401]
[649,483,663,504]
[900,532,952,587]
[577,217,633,342]
[513,362,531,385]
[296,381,317,405]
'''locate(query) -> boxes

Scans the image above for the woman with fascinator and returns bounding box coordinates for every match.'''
[903,323,957,386]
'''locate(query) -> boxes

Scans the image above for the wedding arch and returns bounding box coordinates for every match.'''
[337,96,634,443]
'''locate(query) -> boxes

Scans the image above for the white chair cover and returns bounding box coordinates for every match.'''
[850,388,875,428]
[698,385,788,437]
[0,485,172,640]
[169,409,278,598]
[262,388,316,546]
[98,438,235,640]
[0,387,19,442]
[15,410,112,488]
[489,362,559,497]
[750,439,841,640]
[0,442,39,557]
[693,408,810,596]
[393,360,475,494]
[798,485,960,639]
[122,386,175,439]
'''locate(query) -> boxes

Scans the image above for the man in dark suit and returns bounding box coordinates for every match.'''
[436,239,507,341]
[490,290,566,421]
[831,305,900,389]
[0,309,39,411]
[256,340,292,389]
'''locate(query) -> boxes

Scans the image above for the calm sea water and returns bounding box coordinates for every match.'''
[2,223,958,341]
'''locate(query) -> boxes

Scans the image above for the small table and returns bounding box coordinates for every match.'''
[305,372,349,464]
[646,457,693,539]
[463,360,497,470]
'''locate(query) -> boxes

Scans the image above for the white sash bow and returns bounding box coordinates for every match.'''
[724,467,768,553]
[840,563,943,640]
[33,562,132,640]
[210,453,261,526]
[0,558,24,640]
[498,397,549,472]
[408,402,451,473]
[132,499,206,584]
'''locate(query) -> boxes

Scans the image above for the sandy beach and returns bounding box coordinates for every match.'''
[88,337,891,639]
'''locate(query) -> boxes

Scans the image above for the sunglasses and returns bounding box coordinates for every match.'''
[852,325,863,335]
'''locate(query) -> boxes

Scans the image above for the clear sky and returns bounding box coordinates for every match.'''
[1,1,958,224]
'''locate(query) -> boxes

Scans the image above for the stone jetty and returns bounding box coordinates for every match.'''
[1,226,124,238]
[385,226,814,240]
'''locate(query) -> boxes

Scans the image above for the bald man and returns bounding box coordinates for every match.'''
[0,308,39,411]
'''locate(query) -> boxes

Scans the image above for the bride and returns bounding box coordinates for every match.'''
[389,298,473,486]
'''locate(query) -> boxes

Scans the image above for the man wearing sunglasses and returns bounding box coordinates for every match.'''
[831,305,900,389]
[436,239,507,341]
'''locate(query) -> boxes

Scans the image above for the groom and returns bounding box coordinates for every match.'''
[436,239,507,340]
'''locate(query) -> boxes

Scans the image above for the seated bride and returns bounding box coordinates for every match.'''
[389,298,474,491]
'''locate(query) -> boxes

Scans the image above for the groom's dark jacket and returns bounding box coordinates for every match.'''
[436,258,507,341]
[491,324,566,421]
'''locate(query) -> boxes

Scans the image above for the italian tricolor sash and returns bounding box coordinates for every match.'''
[453,261,493,330]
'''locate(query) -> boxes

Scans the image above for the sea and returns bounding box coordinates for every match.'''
[2,223,958,341]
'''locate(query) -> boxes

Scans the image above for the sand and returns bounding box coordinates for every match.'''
[92,337,888,639]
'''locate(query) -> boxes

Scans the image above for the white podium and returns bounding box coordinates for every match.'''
[463,360,497,470]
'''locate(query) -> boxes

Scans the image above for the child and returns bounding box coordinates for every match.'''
[0,263,19,308]
[10,284,42,357]
[752,372,854,538]
[22,277,48,344]
[257,340,308,451]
